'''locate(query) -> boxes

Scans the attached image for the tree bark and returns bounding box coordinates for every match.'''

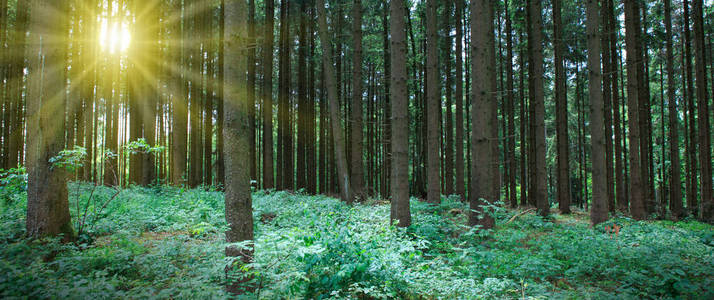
[317,0,352,203]
[608,0,625,212]
[664,0,683,219]
[553,0,571,214]
[692,0,712,221]
[350,0,365,199]
[389,0,410,227]
[426,0,441,204]
[469,0,496,229]
[587,0,608,225]
[454,0,465,202]
[262,0,275,190]
[624,0,646,220]
[223,0,254,294]
[527,0,548,216]
[26,0,74,241]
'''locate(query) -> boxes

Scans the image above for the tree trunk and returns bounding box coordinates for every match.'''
[172,0,188,187]
[389,0,410,227]
[469,0,496,229]
[317,0,352,203]
[350,0,365,200]
[25,0,73,241]
[223,0,254,294]
[262,0,275,189]
[426,0,440,204]
[692,0,712,221]
[608,0,625,212]
[527,0,548,216]
[297,0,308,190]
[454,0,465,202]
[624,0,646,220]
[587,0,608,225]
[553,0,571,214]
[664,0,683,219]
[601,0,615,213]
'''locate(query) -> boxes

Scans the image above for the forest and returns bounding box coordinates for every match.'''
[1,0,714,298]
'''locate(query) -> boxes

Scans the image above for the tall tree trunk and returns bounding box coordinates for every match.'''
[26,0,73,241]
[297,0,307,190]
[188,2,202,187]
[665,0,683,219]
[442,1,454,196]
[172,0,188,187]
[317,0,352,203]
[455,0,465,202]
[527,0,548,216]
[692,0,712,221]
[223,0,254,294]
[624,0,646,220]
[683,0,698,216]
[588,0,608,225]
[262,0,275,189]
[307,6,317,194]
[350,0,365,199]
[553,0,571,214]
[381,0,391,199]
[601,0,615,213]
[389,0,410,227]
[216,0,226,186]
[609,0,625,212]
[6,0,29,170]
[469,0,496,229]
[426,0,440,203]
[248,0,256,185]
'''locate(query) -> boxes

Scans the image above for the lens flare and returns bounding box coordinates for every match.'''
[99,18,131,53]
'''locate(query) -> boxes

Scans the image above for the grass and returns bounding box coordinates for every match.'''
[1,183,713,299]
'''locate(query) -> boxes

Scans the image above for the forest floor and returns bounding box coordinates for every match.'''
[1,183,713,299]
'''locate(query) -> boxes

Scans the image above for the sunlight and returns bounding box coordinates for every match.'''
[98,18,131,54]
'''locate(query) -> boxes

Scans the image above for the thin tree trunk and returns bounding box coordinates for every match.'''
[588,0,608,225]
[454,0,465,202]
[527,0,548,216]
[350,0,365,199]
[665,0,683,219]
[553,0,571,214]
[692,0,712,221]
[317,0,352,203]
[426,0,441,204]
[262,0,275,190]
[624,0,646,220]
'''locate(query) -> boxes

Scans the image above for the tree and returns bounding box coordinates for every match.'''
[25,0,73,240]
[454,0,465,202]
[389,0,411,227]
[664,0,683,219]
[426,0,440,204]
[692,0,712,221]
[624,0,646,220]
[350,0,365,200]
[587,0,608,225]
[262,0,275,190]
[553,0,571,214]
[469,0,496,229]
[223,0,254,294]
[317,0,352,204]
[527,0,548,217]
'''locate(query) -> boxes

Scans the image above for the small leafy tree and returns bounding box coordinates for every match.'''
[50,140,164,243]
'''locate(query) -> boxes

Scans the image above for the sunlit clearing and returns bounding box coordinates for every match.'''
[99,19,131,54]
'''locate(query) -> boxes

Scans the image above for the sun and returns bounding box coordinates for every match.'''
[99,19,131,54]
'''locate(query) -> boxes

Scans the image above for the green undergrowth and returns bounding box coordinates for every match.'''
[1,183,713,299]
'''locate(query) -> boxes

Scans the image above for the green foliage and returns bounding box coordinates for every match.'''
[1,186,713,299]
